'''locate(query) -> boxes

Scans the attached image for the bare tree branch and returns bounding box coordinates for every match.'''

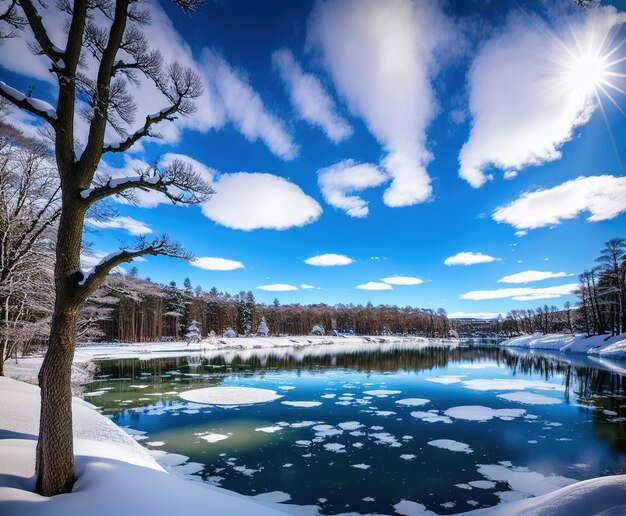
[81,157,213,206]
[76,235,191,301]
[16,0,64,59]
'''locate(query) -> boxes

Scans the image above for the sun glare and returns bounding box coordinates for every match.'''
[568,50,610,95]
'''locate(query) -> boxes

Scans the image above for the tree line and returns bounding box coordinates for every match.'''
[499,238,625,337]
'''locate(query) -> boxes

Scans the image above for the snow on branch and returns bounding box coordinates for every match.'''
[77,235,191,300]
[0,81,57,124]
[80,158,213,206]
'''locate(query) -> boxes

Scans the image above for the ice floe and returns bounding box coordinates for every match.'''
[180,386,282,405]
[444,405,526,422]
[282,401,322,408]
[428,439,473,453]
[396,398,430,407]
[498,392,562,405]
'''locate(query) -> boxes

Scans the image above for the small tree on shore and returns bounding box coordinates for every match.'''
[0,0,210,496]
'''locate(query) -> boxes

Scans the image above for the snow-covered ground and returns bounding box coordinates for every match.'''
[500,333,626,359]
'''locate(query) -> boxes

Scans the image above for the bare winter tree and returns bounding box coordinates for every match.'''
[0,118,59,375]
[0,0,211,496]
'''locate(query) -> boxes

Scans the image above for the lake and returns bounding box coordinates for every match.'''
[84,341,626,515]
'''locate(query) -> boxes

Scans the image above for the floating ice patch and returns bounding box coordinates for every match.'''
[282,401,322,408]
[180,386,281,405]
[199,433,230,443]
[251,491,292,503]
[428,439,473,454]
[498,392,562,405]
[400,454,416,460]
[255,426,283,434]
[352,463,371,470]
[374,410,396,417]
[232,465,260,476]
[469,480,496,489]
[425,375,465,385]
[370,432,401,447]
[324,443,346,453]
[278,386,296,390]
[477,462,576,497]
[441,502,456,509]
[462,379,564,392]
[129,384,149,389]
[393,499,434,515]
[363,497,375,502]
[396,398,430,407]
[455,483,472,490]
[338,421,364,430]
[295,440,311,447]
[363,389,401,397]
[290,420,318,428]
[410,410,452,424]
[444,405,526,422]
[321,394,336,399]
[146,441,165,447]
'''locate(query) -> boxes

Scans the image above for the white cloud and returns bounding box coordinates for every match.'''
[356,282,393,291]
[191,257,245,271]
[460,283,578,301]
[493,175,626,230]
[317,160,388,217]
[85,216,152,236]
[498,270,571,284]
[459,7,626,187]
[380,276,424,286]
[308,0,460,207]
[448,312,505,320]
[258,284,299,292]
[273,49,352,143]
[201,173,322,231]
[202,49,297,160]
[444,252,500,266]
[300,284,317,289]
[514,231,527,237]
[305,254,354,266]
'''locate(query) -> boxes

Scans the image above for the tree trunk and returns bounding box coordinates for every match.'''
[35,304,78,495]
[36,200,84,496]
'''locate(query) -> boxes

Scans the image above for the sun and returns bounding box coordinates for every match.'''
[567,48,611,96]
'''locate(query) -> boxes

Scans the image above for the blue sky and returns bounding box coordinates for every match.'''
[1,0,625,317]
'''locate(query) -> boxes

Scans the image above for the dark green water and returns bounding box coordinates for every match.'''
[85,343,626,515]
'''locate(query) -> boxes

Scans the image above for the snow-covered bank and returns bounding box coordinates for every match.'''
[0,377,296,515]
[77,334,431,360]
[470,475,626,515]
[500,333,626,359]
[3,349,97,394]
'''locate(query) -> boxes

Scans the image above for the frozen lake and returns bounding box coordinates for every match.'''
[85,342,626,514]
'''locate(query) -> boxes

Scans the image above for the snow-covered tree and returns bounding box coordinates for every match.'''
[311,324,325,336]
[0,0,211,495]
[185,320,201,345]
[257,317,269,336]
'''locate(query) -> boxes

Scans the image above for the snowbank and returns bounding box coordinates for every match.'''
[0,377,292,515]
[471,474,626,515]
[500,333,626,358]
